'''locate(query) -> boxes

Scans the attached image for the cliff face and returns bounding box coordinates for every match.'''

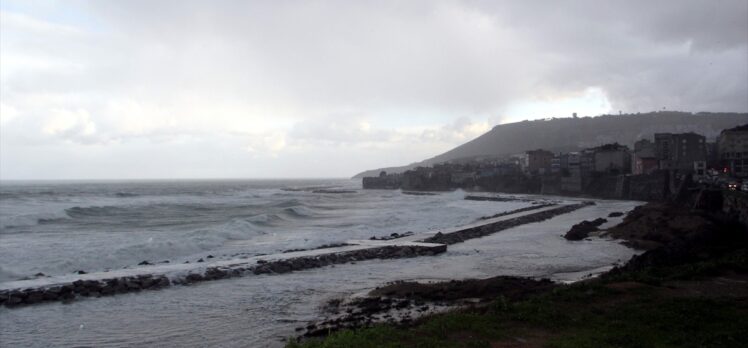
[353,111,748,178]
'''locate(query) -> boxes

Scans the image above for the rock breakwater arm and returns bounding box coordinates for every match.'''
[422,202,595,245]
[0,243,446,308]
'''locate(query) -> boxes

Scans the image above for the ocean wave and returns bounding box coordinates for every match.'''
[272,199,302,208]
[64,203,223,219]
[0,211,72,230]
[282,206,317,218]
[212,218,268,240]
[247,213,286,226]
[65,205,121,218]
[114,192,139,198]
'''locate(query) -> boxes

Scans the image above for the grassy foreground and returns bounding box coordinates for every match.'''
[287,248,748,347]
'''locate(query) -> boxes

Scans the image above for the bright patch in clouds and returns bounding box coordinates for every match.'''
[0,0,746,179]
[503,88,613,124]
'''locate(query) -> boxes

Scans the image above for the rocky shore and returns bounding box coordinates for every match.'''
[288,198,748,346]
[299,276,556,338]
[563,217,608,241]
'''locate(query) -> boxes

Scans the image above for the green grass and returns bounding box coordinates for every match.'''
[604,248,748,285]
[548,297,746,348]
[289,285,747,348]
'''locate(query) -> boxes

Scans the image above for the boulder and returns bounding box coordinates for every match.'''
[564,218,607,241]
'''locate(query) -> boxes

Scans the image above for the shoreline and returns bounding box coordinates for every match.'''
[288,197,748,346]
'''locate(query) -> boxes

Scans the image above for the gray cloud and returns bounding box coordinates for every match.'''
[1,0,746,179]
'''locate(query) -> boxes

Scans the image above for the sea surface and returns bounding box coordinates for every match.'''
[0,179,640,347]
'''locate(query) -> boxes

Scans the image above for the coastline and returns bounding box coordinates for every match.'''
[4,184,732,347]
[288,196,748,347]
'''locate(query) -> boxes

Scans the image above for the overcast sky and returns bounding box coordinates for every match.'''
[1,0,747,180]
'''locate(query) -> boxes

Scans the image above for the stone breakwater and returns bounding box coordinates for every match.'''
[464,195,529,202]
[422,202,595,245]
[478,203,554,220]
[0,244,446,308]
[0,275,172,307]
[250,245,446,275]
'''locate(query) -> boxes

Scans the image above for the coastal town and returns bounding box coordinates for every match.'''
[364,124,748,201]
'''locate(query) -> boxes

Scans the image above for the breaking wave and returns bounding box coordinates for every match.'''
[247,213,286,226]
[282,206,317,218]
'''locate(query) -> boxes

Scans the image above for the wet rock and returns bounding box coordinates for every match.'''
[43,287,61,301]
[608,211,624,217]
[564,218,608,241]
[137,275,155,288]
[185,273,204,283]
[138,260,153,266]
[100,286,115,296]
[204,268,228,280]
[6,293,23,306]
[197,258,205,263]
[76,270,87,275]
[154,276,171,288]
[34,272,46,277]
[120,278,138,291]
[25,290,44,304]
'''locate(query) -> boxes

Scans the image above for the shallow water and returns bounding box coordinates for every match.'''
[0,179,640,347]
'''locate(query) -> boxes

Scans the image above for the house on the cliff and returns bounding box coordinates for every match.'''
[654,132,707,173]
[592,143,631,174]
[632,139,658,175]
[718,124,748,178]
[561,152,583,193]
[524,149,554,175]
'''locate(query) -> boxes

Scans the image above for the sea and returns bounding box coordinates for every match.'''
[0,179,640,347]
